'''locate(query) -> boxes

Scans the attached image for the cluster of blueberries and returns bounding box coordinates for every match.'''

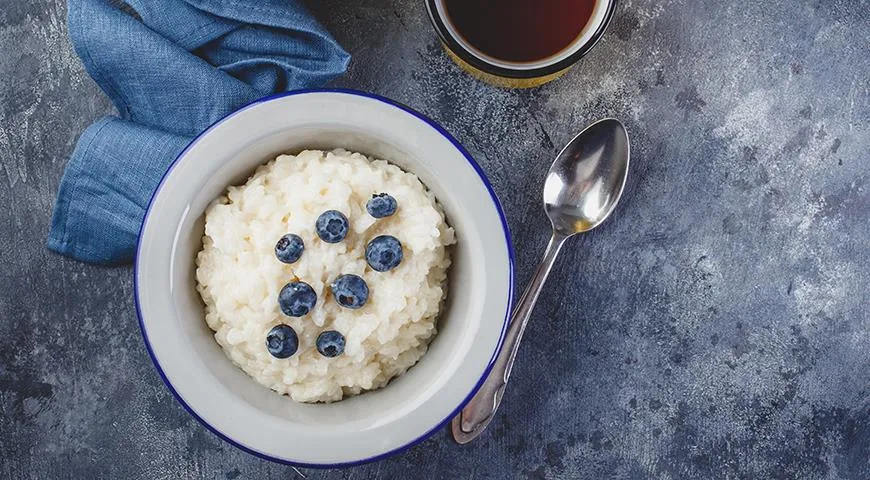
[265,193,403,360]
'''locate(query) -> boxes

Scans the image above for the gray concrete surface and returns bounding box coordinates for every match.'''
[1,0,869,478]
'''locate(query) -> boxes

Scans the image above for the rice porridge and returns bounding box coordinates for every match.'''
[195,149,455,403]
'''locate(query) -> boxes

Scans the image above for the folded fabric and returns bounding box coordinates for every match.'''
[48,0,350,264]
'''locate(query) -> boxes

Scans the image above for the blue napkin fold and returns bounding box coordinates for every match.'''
[48,0,350,264]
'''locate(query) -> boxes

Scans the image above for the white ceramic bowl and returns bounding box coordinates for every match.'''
[135,89,514,466]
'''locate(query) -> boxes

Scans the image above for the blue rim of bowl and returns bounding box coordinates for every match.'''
[133,88,515,468]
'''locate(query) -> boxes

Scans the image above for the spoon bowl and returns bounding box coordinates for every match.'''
[545,118,630,236]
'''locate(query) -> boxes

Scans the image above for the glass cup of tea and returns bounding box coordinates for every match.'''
[425,0,617,88]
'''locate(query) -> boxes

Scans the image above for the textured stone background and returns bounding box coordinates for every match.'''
[1,0,869,478]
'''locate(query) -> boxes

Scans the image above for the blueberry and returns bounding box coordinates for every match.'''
[316,330,346,358]
[365,235,403,272]
[278,281,317,317]
[315,210,349,243]
[275,234,304,264]
[330,274,369,309]
[366,193,397,218]
[265,324,298,358]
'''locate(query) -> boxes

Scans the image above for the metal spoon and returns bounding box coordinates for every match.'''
[451,118,630,444]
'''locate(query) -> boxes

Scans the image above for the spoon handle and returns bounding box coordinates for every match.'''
[451,231,568,444]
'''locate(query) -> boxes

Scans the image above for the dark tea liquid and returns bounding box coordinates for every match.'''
[443,0,597,63]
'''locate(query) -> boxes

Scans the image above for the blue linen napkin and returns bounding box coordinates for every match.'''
[48,0,350,264]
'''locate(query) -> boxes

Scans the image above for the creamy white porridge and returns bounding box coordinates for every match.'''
[195,149,455,403]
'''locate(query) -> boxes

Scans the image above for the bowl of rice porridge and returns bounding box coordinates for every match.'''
[135,90,514,466]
